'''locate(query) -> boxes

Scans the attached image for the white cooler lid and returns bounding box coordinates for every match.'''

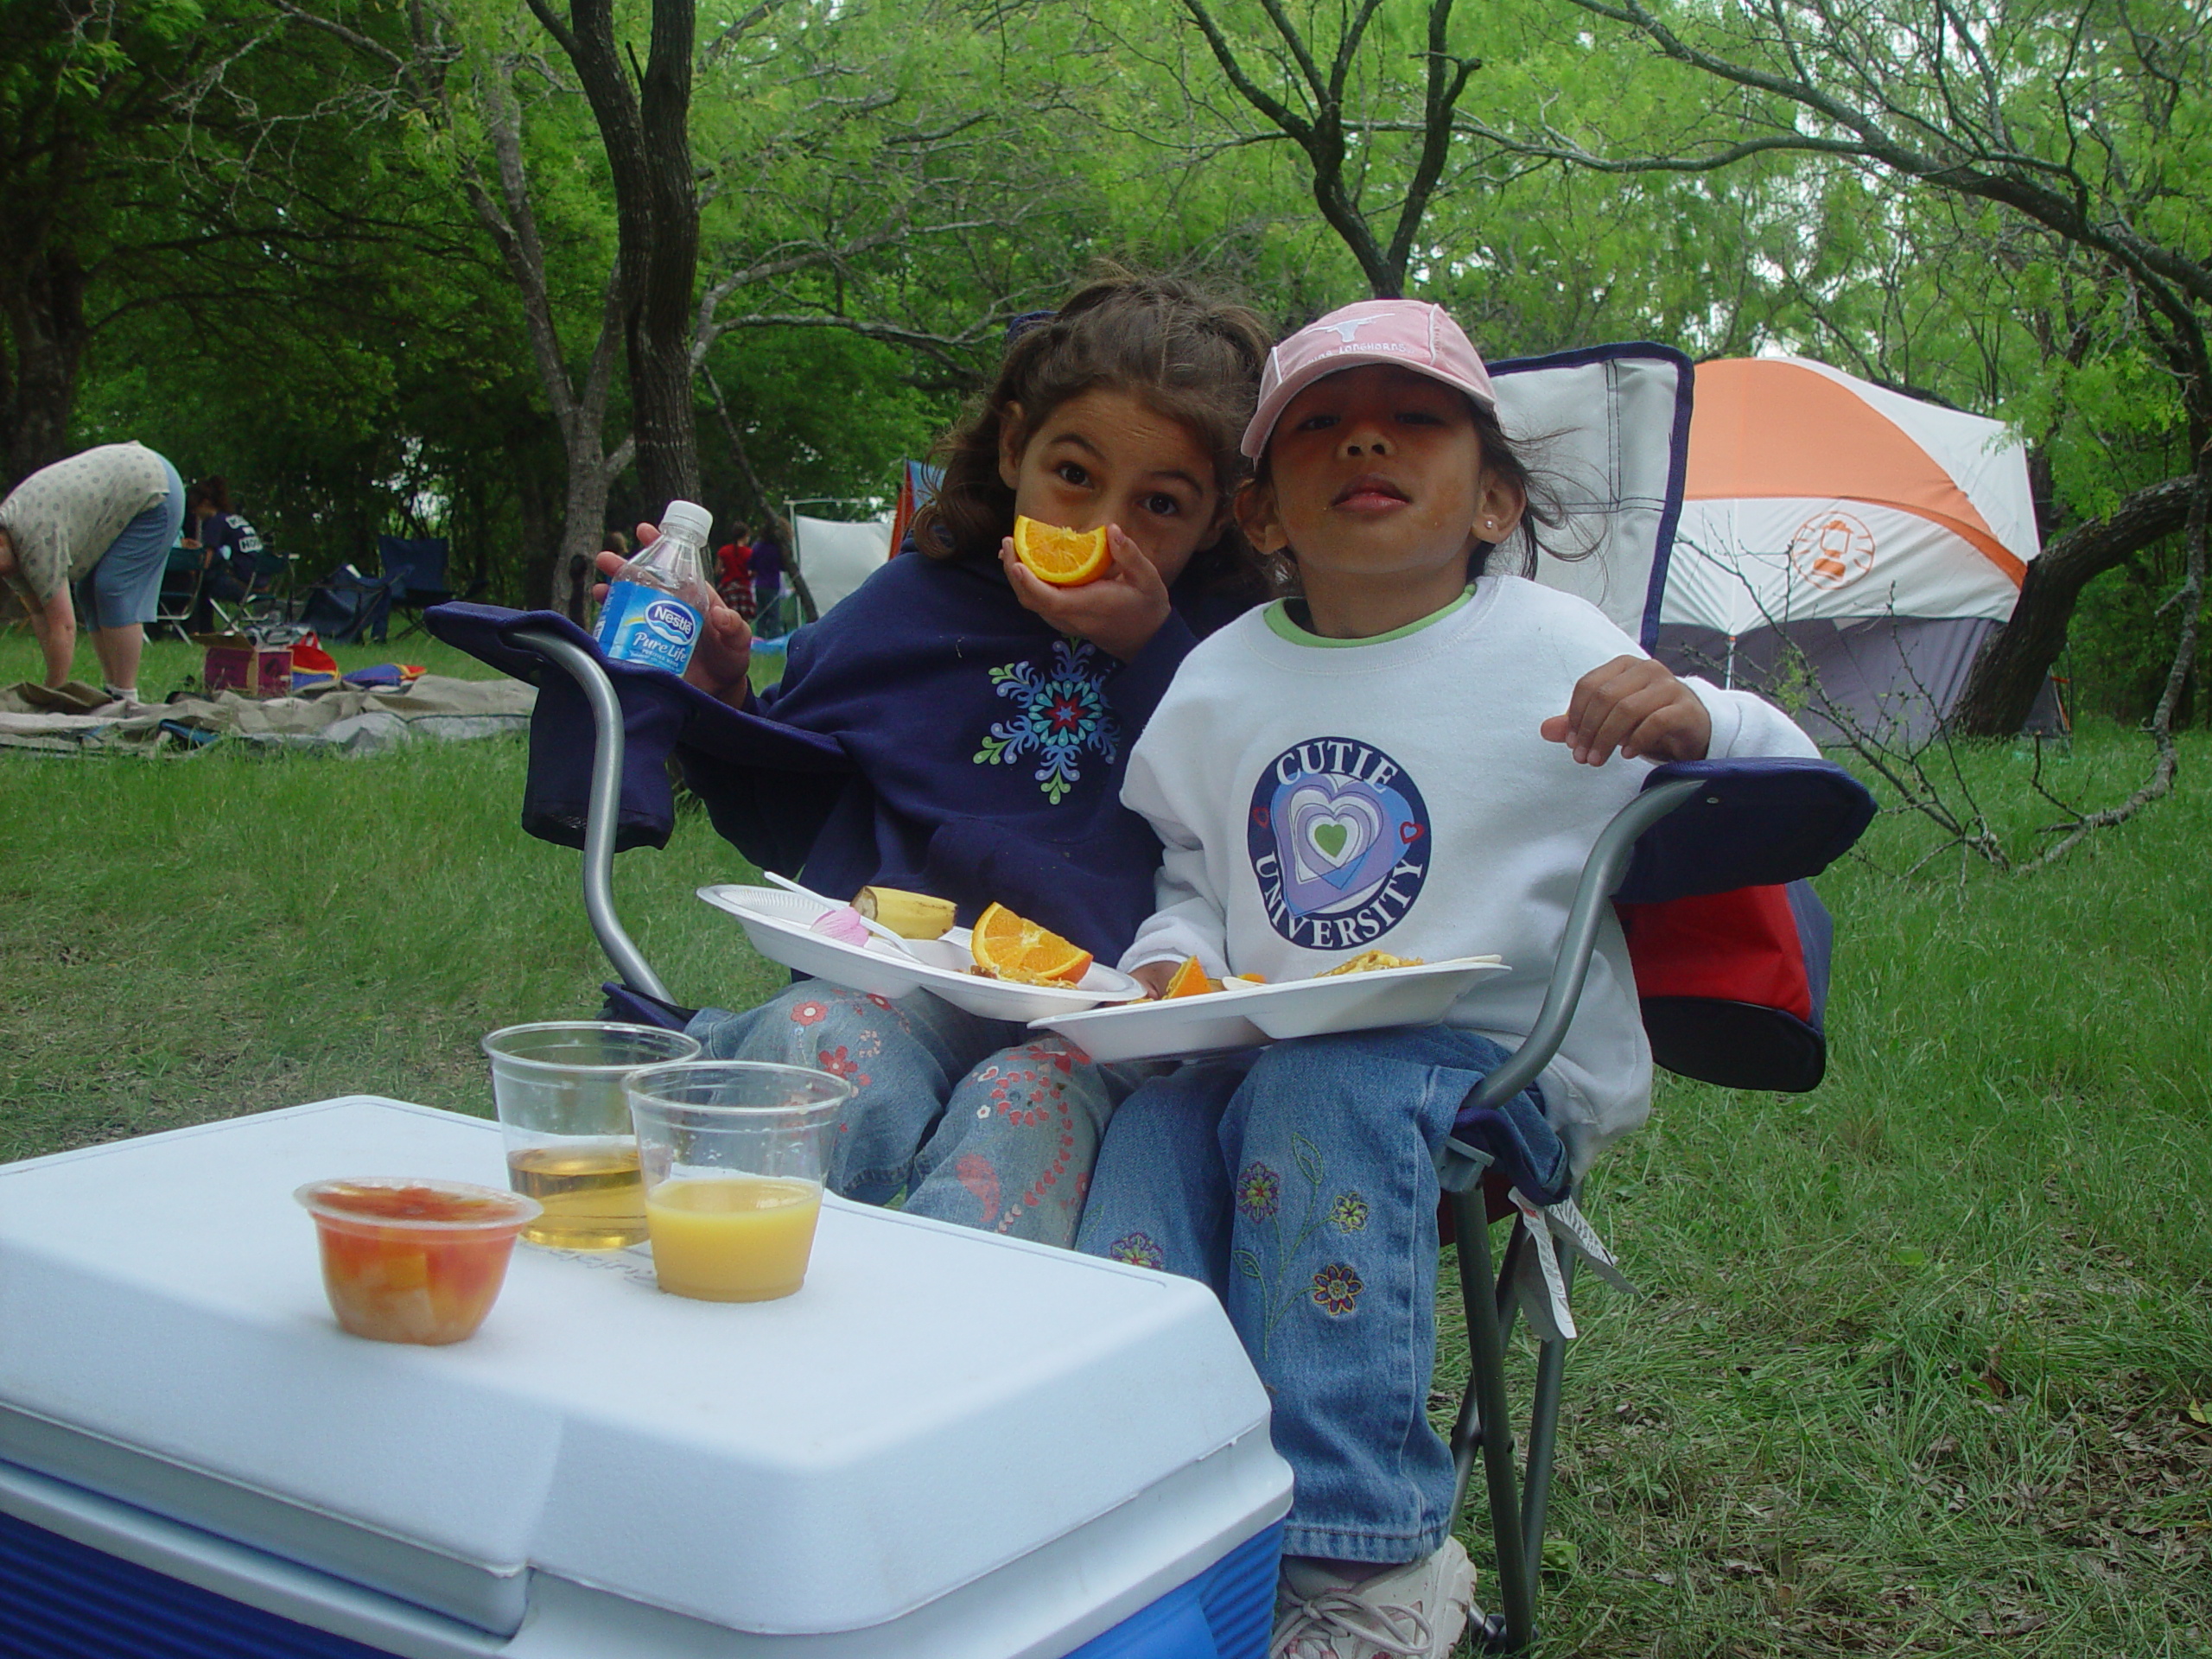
[0,1098,1277,1635]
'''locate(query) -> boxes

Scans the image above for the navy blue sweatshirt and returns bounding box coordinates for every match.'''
[678,549,1250,962]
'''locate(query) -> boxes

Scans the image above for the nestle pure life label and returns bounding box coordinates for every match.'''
[595,579,702,674]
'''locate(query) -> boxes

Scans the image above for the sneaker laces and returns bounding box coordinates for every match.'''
[1269,1584,1436,1659]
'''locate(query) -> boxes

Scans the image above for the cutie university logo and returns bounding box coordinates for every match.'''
[1247,737,1429,950]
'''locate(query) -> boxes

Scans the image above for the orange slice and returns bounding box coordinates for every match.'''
[971,903,1093,985]
[1162,957,1217,999]
[1013,517,1111,586]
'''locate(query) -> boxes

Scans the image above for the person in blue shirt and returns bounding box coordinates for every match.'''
[182,476,265,633]
[594,273,1275,1246]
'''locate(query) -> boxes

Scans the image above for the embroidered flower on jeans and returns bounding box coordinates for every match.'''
[1328,1192,1370,1233]
[1236,1161,1281,1223]
[816,1046,869,1088]
[791,1000,829,1027]
[1310,1262,1363,1315]
[1109,1232,1165,1270]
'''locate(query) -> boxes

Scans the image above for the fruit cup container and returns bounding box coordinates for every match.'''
[296,1178,542,1345]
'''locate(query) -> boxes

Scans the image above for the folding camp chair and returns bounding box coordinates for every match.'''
[300,563,399,645]
[151,544,205,641]
[424,602,1874,1655]
[424,340,1878,1650]
[377,536,458,640]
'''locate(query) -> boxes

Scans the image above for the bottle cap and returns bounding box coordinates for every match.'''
[658,499,715,543]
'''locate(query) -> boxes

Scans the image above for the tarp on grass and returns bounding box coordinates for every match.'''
[0,675,534,757]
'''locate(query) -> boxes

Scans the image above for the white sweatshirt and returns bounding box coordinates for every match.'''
[1120,575,1819,1169]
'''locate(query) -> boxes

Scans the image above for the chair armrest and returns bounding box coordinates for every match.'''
[1616,757,1874,904]
[1445,758,1874,1169]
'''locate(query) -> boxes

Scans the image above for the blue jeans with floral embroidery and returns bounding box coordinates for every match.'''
[1076,1026,1532,1565]
[685,982,1145,1247]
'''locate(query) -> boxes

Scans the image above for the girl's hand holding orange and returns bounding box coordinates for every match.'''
[594,524,753,709]
[998,523,1173,664]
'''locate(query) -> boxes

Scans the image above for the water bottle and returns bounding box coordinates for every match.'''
[595,499,714,674]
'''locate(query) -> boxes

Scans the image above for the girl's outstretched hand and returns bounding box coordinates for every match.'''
[1541,655,1713,766]
[594,524,753,708]
[999,524,1172,663]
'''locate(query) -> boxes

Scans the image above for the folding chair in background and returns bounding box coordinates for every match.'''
[423,342,1879,1652]
[150,544,205,641]
[298,563,399,645]
[378,536,457,640]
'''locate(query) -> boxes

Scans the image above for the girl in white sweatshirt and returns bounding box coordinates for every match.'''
[1075,300,1816,1659]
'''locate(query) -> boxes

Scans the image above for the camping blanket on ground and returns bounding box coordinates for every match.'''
[0,675,535,756]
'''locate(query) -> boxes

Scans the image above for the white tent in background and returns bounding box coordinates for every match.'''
[789,511,894,618]
[1656,356,2054,743]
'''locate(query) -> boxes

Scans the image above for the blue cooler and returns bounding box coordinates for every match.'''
[0,1098,1291,1657]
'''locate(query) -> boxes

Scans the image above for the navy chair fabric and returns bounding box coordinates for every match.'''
[1617,757,1876,904]
[376,536,451,600]
[298,565,396,645]
[424,604,845,855]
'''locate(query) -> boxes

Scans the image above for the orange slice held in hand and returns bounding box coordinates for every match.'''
[971,903,1094,986]
[1013,516,1112,587]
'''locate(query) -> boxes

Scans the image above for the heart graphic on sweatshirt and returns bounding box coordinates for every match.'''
[1287,785,1383,880]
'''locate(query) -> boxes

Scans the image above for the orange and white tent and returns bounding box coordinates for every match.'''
[1656,356,2047,741]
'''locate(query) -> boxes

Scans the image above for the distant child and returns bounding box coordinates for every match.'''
[1076,300,1818,1657]
[601,274,1274,1246]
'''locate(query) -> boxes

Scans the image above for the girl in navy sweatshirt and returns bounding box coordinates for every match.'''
[618,275,1274,1246]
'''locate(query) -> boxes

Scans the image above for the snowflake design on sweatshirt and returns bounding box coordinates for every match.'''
[973,637,1120,804]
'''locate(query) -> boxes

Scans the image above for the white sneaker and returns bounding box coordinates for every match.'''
[1270,1539,1478,1658]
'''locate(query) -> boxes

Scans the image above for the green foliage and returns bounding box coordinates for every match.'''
[29,0,2209,709]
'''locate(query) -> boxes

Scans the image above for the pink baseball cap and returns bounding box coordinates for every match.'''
[1241,299,1497,460]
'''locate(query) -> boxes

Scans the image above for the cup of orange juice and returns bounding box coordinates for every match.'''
[623,1063,852,1302]
[296,1178,542,1344]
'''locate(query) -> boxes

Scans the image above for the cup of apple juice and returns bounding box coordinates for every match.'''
[482,1022,702,1249]
[623,1062,851,1302]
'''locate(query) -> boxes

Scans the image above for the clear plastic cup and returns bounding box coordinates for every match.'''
[481,1022,702,1249]
[296,1178,542,1345]
[624,1062,852,1303]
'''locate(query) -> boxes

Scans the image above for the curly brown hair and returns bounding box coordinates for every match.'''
[912,270,1277,600]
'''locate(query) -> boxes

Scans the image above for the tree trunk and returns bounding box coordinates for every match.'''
[1953,474,2200,735]
[550,442,616,621]
[530,0,702,512]
[0,246,91,487]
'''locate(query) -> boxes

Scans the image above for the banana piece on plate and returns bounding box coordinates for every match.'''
[855,886,958,939]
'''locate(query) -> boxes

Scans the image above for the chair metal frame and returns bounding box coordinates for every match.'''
[150,548,207,642]
[1435,778,1699,1652]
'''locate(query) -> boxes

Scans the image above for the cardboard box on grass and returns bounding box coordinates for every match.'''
[190,633,293,697]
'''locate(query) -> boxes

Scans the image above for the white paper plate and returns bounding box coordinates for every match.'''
[1032,957,1510,1063]
[696,885,1146,1023]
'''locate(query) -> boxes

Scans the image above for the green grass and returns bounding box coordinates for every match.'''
[3,682,2206,1656]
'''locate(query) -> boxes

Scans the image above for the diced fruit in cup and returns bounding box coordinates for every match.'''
[297,1179,537,1345]
[1012,517,1112,586]
[970,903,1092,985]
